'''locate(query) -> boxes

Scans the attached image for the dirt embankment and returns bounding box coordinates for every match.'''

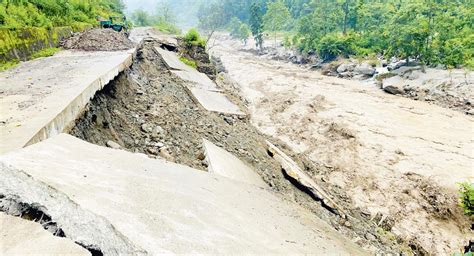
[61,28,134,51]
[68,39,426,254]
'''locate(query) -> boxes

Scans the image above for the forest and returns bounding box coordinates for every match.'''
[1,0,472,67]
[0,0,125,30]
[197,0,473,68]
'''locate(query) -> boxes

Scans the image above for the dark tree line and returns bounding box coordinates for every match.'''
[198,0,473,67]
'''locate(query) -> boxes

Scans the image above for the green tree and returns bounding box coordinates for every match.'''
[238,23,251,45]
[229,17,242,38]
[229,17,251,45]
[385,1,429,63]
[156,1,176,24]
[263,0,292,47]
[131,9,152,27]
[197,2,227,45]
[249,3,264,50]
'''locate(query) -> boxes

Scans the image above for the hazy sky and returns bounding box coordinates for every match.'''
[123,0,157,14]
[123,0,202,27]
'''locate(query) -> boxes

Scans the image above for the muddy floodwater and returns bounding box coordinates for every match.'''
[212,35,473,255]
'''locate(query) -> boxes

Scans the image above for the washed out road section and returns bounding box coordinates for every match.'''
[0,49,133,154]
[0,134,366,255]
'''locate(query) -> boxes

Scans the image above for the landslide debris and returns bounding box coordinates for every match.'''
[61,28,134,51]
[69,39,416,254]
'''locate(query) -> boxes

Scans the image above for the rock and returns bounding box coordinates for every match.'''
[387,60,407,71]
[365,233,377,241]
[106,140,122,149]
[141,123,154,133]
[382,76,405,95]
[392,66,422,76]
[151,125,164,138]
[338,72,354,78]
[354,63,375,76]
[147,148,158,155]
[383,85,404,95]
[159,147,174,160]
[336,63,355,74]
[310,61,324,70]
[406,71,420,80]
[224,116,234,125]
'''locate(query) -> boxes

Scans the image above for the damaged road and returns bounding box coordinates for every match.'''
[2,28,469,255]
[68,37,412,254]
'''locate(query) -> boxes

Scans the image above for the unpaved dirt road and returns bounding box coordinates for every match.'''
[212,36,473,254]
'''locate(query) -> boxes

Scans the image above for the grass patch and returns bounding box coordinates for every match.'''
[179,56,197,69]
[155,22,181,35]
[30,47,60,59]
[0,60,19,72]
[1,47,60,72]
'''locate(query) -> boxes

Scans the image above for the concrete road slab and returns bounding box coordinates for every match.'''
[0,134,366,255]
[171,70,222,91]
[203,139,267,187]
[188,87,244,115]
[154,47,244,115]
[0,50,134,155]
[0,213,90,255]
[154,47,193,71]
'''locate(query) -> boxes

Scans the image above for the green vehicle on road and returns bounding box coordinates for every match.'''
[99,16,130,33]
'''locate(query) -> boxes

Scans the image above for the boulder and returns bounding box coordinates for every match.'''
[387,60,407,71]
[336,63,355,74]
[383,85,404,95]
[151,125,165,139]
[392,66,422,76]
[106,140,122,149]
[141,123,154,133]
[382,76,406,95]
[354,63,376,76]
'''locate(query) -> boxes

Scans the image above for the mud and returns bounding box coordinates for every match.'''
[211,35,473,255]
[68,39,418,254]
[61,28,134,51]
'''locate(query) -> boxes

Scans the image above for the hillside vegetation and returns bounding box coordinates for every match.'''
[0,0,125,30]
[198,0,474,68]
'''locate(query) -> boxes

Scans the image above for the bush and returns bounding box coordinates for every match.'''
[317,33,355,61]
[458,182,474,216]
[179,56,197,69]
[183,28,206,48]
[30,47,60,59]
